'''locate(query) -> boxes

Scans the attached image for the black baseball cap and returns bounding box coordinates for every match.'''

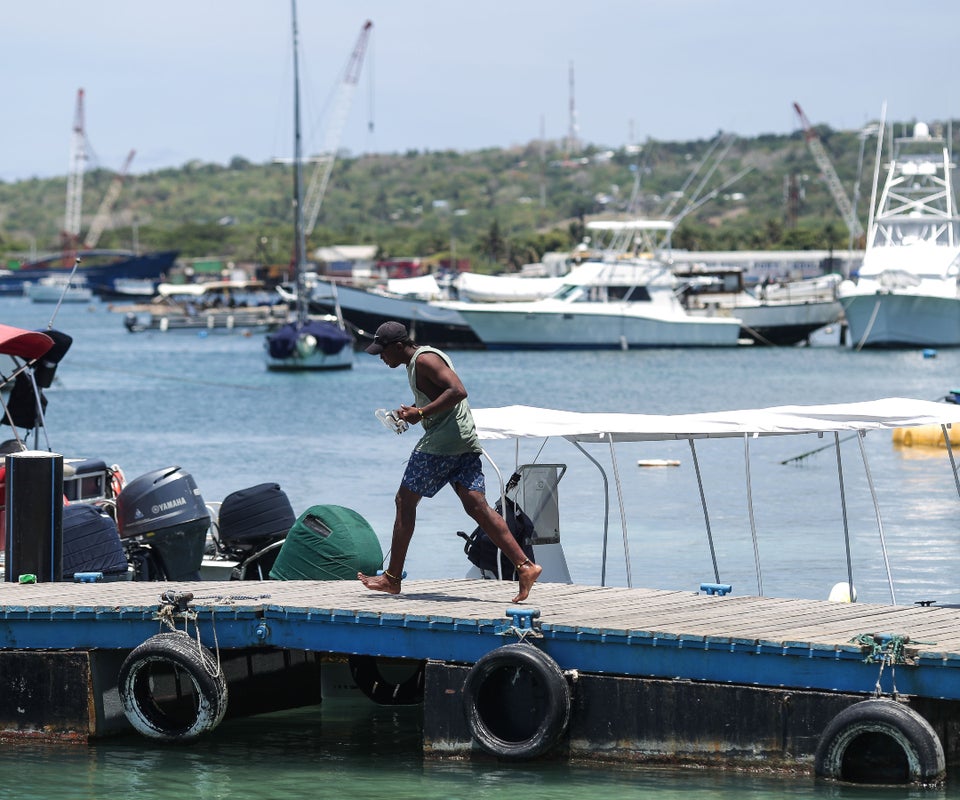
[365,321,408,354]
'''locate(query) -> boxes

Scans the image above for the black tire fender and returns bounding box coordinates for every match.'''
[348,655,426,705]
[462,643,571,760]
[118,632,228,741]
[815,698,945,784]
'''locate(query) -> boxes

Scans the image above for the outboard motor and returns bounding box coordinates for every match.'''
[215,482,296,580]
[117,466,210,581]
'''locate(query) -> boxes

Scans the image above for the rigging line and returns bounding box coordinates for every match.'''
[65,361,268,391]
[780,432,860,465]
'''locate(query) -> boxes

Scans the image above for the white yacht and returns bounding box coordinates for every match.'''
[442,256,742,350]
[838,120,960,348]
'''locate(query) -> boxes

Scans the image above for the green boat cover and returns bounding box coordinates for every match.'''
[269,504,384,581]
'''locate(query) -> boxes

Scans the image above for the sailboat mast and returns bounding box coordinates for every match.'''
[291,0,308,324]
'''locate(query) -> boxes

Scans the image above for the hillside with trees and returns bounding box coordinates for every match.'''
[1,118,956,273]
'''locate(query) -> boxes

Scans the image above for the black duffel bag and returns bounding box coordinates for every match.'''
[457,496,536,581]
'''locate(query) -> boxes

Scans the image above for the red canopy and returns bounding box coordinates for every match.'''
[0,324,54,360]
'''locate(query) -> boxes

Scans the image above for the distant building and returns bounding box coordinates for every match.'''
[314,244,378,284]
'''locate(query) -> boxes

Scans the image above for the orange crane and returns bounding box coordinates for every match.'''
[84,149,135,249]
[62,89,137,251]
[793,102,864,247]
[302,20,372,237]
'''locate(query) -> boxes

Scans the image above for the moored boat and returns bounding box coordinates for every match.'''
[2,249,178,298]
[302,278,481,349]
[838,119,960,348]
[121,280,289,333]
[23,275,94,304]
[674,265,843,345]
[442,258,743,350]
[263,0,353,371]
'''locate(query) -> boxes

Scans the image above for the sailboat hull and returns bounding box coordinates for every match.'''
[265,318,354,371]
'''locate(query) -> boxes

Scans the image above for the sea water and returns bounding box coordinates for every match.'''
[2,296,960,798]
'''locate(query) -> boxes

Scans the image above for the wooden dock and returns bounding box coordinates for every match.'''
[1,578,958,781]
[2,578,959,695]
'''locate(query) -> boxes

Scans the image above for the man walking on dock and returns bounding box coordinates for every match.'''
[359,321,542,602]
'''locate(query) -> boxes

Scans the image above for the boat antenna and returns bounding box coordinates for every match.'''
[46,256,82,330]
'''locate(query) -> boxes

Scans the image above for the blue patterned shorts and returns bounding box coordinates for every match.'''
[401,450,485,498]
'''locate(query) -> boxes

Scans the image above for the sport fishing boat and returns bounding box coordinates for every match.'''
[442,257,743,349]
[838,120,960,348]
[263,1,353,371]
[439,219,742,350]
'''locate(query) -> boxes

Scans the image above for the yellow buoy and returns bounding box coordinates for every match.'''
[893,424,960,448]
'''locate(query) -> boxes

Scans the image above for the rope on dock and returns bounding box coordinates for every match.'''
[156,591,223,678]
[850,633,929,700]
[851,633,911,665]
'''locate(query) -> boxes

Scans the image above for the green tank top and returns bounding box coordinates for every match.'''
[407,346,481,455]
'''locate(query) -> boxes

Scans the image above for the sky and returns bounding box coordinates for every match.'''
[4,0,959,183]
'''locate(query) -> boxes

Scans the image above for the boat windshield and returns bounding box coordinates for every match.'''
[552,283,585,301]
[551,283,652,303]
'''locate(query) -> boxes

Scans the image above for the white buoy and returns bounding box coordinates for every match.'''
[828,582,857,602]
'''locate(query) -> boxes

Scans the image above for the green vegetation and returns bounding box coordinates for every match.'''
[1,119,956,272]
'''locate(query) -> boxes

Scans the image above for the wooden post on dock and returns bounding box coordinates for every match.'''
[3,451,63,582]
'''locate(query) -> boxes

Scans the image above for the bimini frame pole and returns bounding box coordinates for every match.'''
[856,429,896,604]
[743,433,763,596]
[834,432,856,602]
[572,441,611,587]
[942,424,960,500]
[688,438,721,583]
[480,448,506,581]
[607,436,633,589]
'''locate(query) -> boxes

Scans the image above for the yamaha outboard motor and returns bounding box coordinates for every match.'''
[117,466,210,581]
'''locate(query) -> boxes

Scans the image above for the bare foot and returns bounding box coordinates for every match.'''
[512,561,543,603]
[358,571,401,595]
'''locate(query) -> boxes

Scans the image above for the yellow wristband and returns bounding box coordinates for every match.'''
[418,407,425,418]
